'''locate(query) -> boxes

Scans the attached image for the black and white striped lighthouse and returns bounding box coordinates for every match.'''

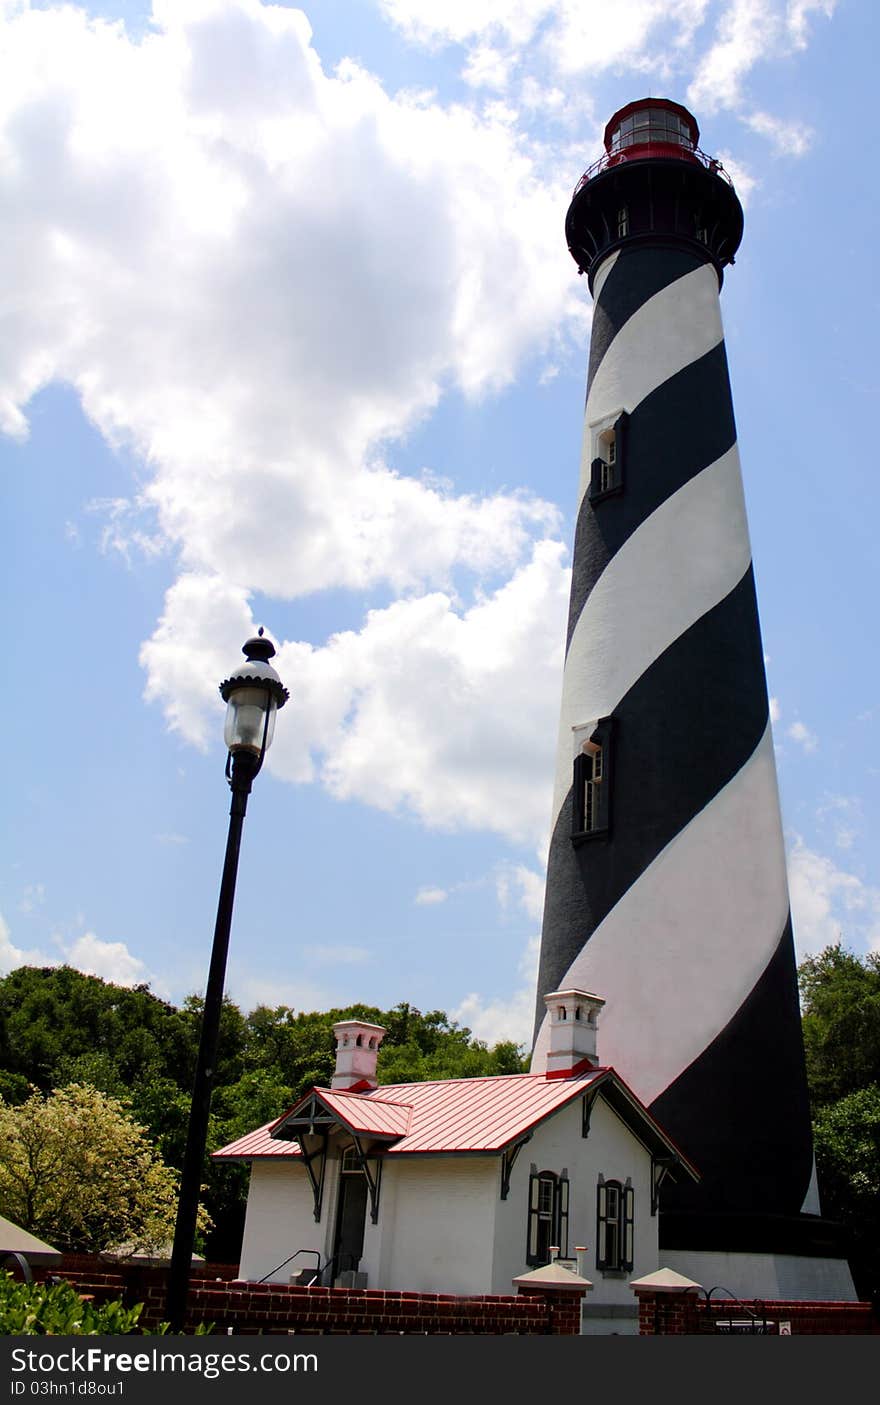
[533,99,854,1297]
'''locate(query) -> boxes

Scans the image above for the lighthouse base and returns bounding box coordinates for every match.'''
[660,1211,857,1301]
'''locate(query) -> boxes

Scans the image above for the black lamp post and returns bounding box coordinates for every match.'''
[165,628,288,1332]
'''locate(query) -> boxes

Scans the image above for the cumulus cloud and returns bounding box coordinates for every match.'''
[65,932,149,986]
[0,910,152,987]
[0,0,573,604]
[787,837,880,959]
[144,539,570,846]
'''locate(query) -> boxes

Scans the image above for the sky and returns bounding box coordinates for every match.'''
[1,0,878,1051]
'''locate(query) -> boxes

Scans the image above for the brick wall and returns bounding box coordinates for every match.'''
[634,1288,880,1336]
[37,1265,584,1335]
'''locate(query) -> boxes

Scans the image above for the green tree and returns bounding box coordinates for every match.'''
[798,944,880,1302]
[0,1085,209,1255]
[0,967,195,1099]
[798,944,880,1108]
[812,1085,880,1301]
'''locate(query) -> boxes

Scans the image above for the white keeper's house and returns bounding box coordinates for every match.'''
[214,988,699,1335]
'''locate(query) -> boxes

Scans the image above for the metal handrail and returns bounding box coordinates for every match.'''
[573,145,733,198]
[255,1247,322,1286]
[701,1284,770,1333]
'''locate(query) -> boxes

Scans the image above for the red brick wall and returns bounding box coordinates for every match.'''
[634,1289,880,1336]
[38,1266,584,1335]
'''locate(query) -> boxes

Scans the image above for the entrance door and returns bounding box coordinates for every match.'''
[333,1149,368,1275]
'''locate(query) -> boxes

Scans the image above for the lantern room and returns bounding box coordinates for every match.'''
[604,99,699,164]
[565,96,743,289]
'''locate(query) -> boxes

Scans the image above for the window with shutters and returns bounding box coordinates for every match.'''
[589,411,627,503]
[596,1175,634,1273]
[572,717,613,843]
[526,1168,570,1266]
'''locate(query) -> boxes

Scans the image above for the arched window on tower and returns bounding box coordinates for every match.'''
[572,717,613,844]
[589,411,628,503]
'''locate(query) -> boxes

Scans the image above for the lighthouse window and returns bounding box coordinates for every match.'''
[572,717,612,844]
[617,205,629,238]
[589,411,628,503]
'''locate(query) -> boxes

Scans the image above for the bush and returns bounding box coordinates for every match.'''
[0,1272,150,1335]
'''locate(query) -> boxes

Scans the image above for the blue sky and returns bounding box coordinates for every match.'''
[2,0,877,1048]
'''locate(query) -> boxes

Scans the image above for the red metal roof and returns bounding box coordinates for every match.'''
[273,1087,413,1140]
[213,1066,698,1179]
[216,1068,605,1159]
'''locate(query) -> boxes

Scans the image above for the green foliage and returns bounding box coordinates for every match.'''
[0,1272,146,1335]
[0,966,195,1099]
[798,945,880,1302]
[0,1085,209,1256]
[0,1272,213,1335]
[799,943,880,1108]
[812,1085,880,1300]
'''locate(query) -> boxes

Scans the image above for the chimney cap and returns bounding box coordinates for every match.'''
[332,1019,387,1037]
[543,988,605,1005]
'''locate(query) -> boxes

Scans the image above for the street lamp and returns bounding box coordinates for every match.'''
[165,628,288,1332]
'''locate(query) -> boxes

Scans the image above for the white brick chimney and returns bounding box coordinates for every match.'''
[542,989,605,1078]
[331,1020,386,1092]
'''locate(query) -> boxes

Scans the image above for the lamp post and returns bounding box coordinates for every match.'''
[165,628,288,1332]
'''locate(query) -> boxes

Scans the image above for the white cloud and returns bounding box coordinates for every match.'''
[379,0,544,49]
[0,0,837,856]
[769,696,781,723]
[787,720,818,753]
[787,837,880,959]
[0,911,153,988]
[689,0,834,130]
[0,910,49,974]
[415,886,448,905]
[453,933,540,1047]
[144,539,570,846]
[65,932,148,986]
[744,110,812,157]
[786,0,836,50]
[689,0,780,113]
[383,0,830,143]
[0,0,573,607]
[495,863,545,921]
[462,45,513,90]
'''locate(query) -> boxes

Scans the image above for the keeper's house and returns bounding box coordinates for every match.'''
[214,988,698,1335]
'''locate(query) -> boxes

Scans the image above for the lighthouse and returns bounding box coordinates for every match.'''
[533,99,855,1298]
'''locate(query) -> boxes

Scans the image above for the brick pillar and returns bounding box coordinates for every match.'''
[633,1287,697,1336]
[517,1285,587,1335]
